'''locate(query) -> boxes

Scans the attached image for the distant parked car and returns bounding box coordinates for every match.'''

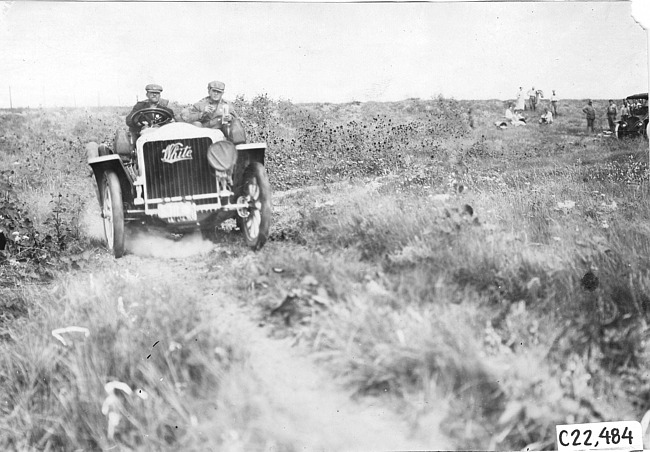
[616,93,648,139]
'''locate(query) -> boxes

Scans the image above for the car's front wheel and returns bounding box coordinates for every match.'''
[102,170,125,258]
[614,122,622,139]
[237,162,272,250]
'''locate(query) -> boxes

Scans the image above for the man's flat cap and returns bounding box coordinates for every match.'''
[145,84,163,93]
[207,81,225,92]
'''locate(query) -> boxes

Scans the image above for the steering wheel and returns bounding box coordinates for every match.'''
[131,107,174,128]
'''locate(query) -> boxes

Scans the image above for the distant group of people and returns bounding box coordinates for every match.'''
[519,86,558,124]
[582,98,636,134]
[515,86,558,115]
[497,86,558,129]
[498,93,645,134]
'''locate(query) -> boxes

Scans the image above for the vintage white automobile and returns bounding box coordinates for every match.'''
[87,107,271,257]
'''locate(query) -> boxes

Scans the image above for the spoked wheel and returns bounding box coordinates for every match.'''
[237,162,272,250]
[102,170,125,258]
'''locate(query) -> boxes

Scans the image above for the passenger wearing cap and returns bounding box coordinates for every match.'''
[181,80,239,129]
[126,84,177,137]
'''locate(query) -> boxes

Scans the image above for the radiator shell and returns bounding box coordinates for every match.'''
[142,137,217,202]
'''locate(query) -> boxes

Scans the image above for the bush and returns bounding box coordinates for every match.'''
[232,95,472,190]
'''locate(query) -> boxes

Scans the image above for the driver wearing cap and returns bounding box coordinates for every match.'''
[181,80,238,128]
[126,84,177,138]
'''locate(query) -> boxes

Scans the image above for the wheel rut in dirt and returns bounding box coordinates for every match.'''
[208,294,434,451]
[114,241,441,450]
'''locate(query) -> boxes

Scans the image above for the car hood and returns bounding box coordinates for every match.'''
[137,122,225,147]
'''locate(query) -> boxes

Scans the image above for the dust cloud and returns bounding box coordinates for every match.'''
[126,229,215,258]
[81,204,215,258]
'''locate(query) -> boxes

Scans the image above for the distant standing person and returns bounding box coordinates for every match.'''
[515,87,526,113]
[527,87,537,111]
[606,99,617,132]
[621,100,630,120]
[582,100,596,134]
[550,90,559,117]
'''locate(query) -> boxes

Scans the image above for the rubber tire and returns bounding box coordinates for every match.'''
[102,170,125,258]
[238,162,272,250]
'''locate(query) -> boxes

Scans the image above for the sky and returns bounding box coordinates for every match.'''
[0,1,648,108]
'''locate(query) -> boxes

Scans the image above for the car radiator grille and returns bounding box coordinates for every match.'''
[143,138,217,201]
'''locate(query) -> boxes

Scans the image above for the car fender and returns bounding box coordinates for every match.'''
[88,155,135,206]
[233,142,267,187]
[236,142,266,165]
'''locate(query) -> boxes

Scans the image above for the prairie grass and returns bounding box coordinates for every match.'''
[236,97,650,448]
[2,96,650,449]
[1,268,208,449]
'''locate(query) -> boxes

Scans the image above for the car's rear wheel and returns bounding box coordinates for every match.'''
[237,162,272,250]
[102,170,125,258]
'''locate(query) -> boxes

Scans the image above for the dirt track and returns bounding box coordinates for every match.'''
[82,197,446,450]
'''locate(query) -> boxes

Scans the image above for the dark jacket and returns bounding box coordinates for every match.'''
[126,99,174,127]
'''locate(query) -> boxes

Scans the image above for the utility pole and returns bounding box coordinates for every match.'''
[97,92,100,108]
[8,85,12,112]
